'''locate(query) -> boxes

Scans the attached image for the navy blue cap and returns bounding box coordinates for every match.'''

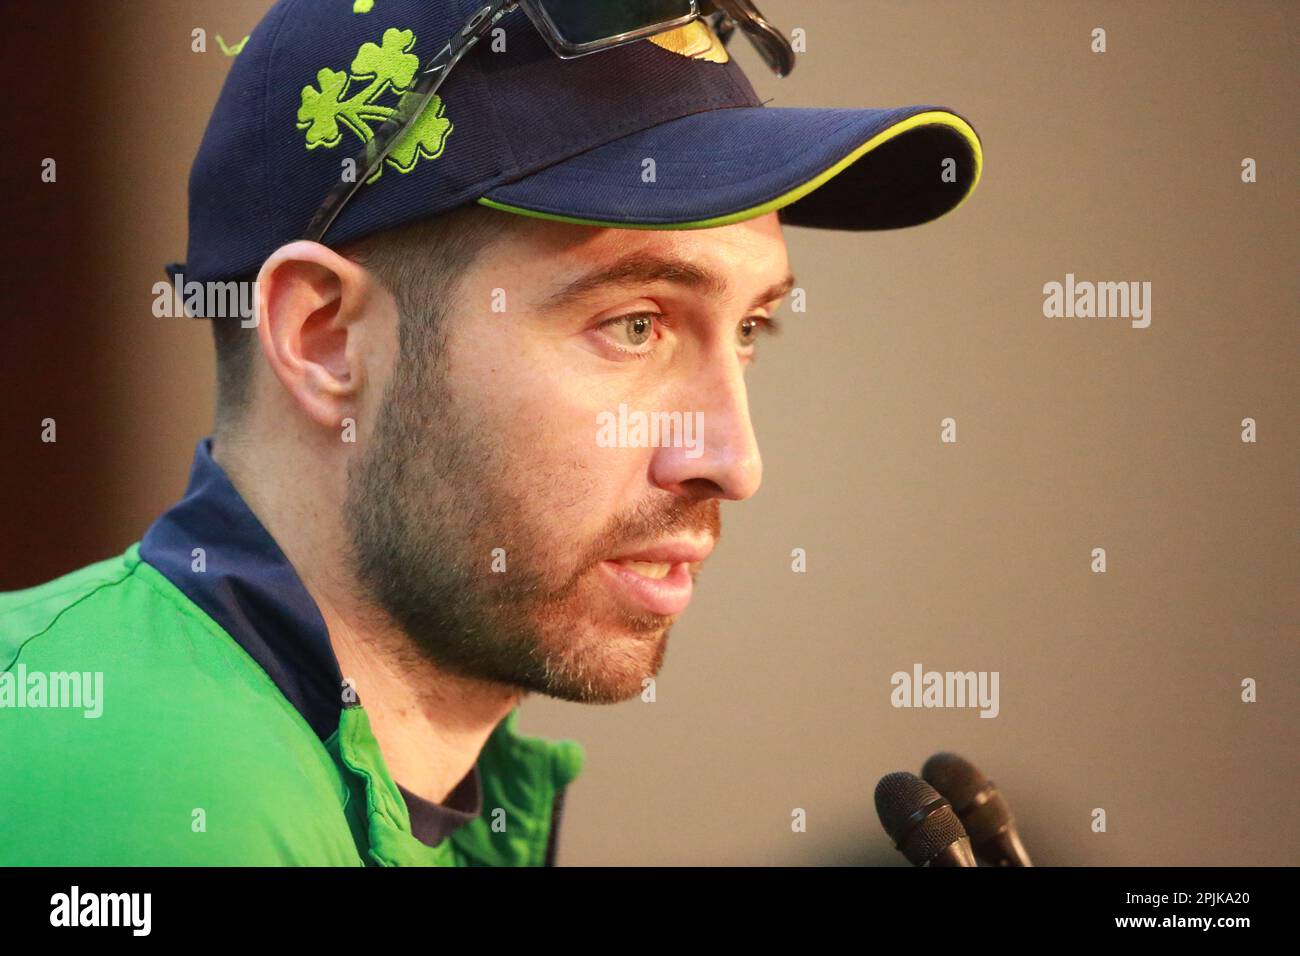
[169,0,982,284]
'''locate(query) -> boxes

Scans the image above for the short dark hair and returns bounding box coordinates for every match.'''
[210,203,524,432]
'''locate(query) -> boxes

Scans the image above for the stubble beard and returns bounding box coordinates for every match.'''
[342,336,720,704]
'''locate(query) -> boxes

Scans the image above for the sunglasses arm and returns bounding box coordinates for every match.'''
[708,0,795,78]
[303,0,519,243]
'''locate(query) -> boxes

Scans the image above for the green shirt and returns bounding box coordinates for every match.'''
[0,439,584,866]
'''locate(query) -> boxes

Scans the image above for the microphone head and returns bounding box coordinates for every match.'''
[874,771,971,866]
[921,752,985,804]
[922,752,1013,843]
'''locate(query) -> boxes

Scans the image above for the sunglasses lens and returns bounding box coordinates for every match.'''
[536,0,695,47]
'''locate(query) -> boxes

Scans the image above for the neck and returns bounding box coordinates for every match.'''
[213,430,522,805]
[318,600,523,803]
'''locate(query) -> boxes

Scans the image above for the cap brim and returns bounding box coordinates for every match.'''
[477,105,981,232]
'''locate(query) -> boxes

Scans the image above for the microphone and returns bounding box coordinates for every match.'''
[921,752,1033,867]
[874,771,976,867]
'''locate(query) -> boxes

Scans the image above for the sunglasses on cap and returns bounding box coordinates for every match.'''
[303,0,795,244]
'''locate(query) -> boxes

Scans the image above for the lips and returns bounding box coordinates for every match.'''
[599,539,714,617]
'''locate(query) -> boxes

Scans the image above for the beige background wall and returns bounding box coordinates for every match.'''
[4,1,1296,864]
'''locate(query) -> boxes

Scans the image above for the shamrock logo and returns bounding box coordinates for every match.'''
[216,34,250,57]
[297,27,452,182]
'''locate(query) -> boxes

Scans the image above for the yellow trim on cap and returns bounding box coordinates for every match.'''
[476,110,983,230]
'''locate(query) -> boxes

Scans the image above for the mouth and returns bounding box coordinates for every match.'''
[598,540,714,617]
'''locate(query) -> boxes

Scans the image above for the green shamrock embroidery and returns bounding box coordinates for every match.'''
[216,34,250,57]
[297,27,452,182]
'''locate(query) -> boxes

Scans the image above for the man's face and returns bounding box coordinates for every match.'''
[345,212,792,703]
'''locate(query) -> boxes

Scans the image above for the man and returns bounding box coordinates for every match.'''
[0,0,980,865]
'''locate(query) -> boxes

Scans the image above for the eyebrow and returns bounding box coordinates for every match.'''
[531,252,796,315]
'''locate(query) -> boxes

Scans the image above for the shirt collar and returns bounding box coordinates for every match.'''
[398,764,484,848]
[140,436,344,741]
[139,436,486,846]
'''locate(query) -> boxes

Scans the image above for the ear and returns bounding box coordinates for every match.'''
[254,240,386,430]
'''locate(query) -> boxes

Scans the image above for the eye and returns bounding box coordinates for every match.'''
[598,311,662,356]
[737,315,781,352]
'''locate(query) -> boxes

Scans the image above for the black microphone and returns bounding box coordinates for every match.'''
[922,752,1033,867]
[874,771,976,867]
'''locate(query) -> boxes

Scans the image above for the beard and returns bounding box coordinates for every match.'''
[342,333,720,705]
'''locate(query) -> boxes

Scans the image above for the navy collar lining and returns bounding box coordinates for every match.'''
[139,437,349,742]
[140,437,498,843]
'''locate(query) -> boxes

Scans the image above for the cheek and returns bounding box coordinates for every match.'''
[442,329,642,540]
[493,382,643,538]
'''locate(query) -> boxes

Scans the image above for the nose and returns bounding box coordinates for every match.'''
[648,354,763,502]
